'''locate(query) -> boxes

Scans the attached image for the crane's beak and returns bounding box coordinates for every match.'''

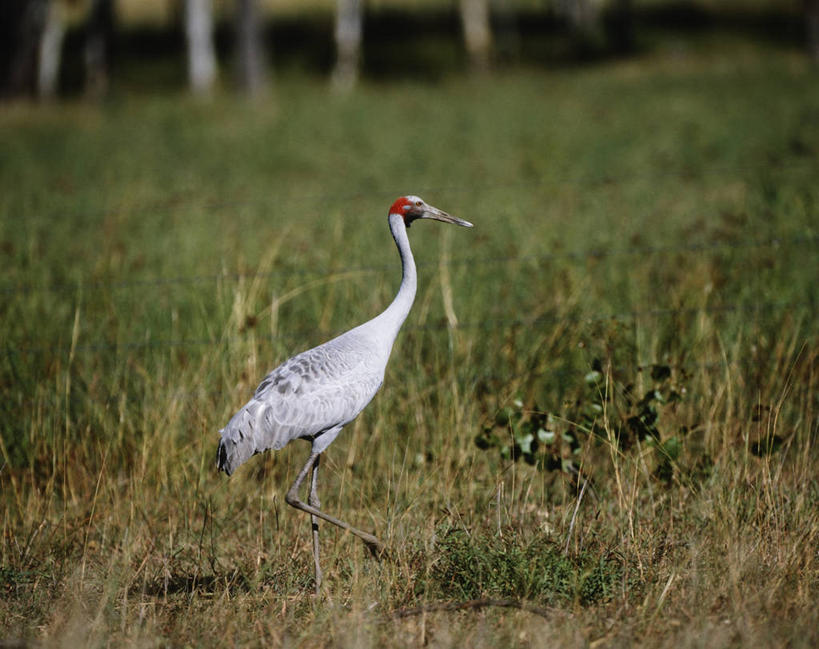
[420,205,473,228]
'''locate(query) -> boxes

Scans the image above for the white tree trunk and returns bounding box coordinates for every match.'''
[185,0,217,95]
[235,0,268,96]
[332,0,363,92]
[459,0,491,73]
[37,0,65,99]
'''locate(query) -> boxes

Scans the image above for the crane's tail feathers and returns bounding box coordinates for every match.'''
[217,398,293,476]
[216,411,258,475]
[216,434,253,476]
[216,437,235,475]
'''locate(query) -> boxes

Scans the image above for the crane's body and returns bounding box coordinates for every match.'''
[217,196,472,592]
[217,309,396,470]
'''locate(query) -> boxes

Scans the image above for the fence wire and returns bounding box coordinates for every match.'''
[3,231,817,297]
[3,156,816,296]
[7,297,811,358]
[3,164,816,359]
[6,156,814,229]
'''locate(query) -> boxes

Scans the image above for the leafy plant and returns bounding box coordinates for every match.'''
[474,398,580,472]
[475,359,689,484]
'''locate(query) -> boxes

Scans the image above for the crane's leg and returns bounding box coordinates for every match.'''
[308,454,322,594]
[286,452,384,565]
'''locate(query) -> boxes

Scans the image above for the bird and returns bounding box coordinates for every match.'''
[217,195,473,592]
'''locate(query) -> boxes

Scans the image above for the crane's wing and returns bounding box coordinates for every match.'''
[216,332,384,475]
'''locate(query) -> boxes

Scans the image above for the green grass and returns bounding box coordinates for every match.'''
[1,39,818,648]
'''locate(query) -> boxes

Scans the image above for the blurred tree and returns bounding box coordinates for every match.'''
[235,0,269,96]
[332,0,363,92]
[185,0,217,95]
[38,0,67,99]
[807,0,819,63]
[84,0,113,98]
[460,0,492,72]
[37,0,113,101]
[1,0,49,98]
[491,0,521,61]
[556,0,603,45]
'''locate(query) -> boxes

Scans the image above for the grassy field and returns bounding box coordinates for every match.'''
[1,37,818,648]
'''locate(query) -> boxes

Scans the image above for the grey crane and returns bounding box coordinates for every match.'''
[217,195,473,592]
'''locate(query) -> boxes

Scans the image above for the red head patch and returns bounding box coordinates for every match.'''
[388,196,412,217]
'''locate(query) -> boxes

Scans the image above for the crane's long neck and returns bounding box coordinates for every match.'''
[371,213,417,343]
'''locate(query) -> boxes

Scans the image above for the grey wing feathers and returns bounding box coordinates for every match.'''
[216,334,383,475]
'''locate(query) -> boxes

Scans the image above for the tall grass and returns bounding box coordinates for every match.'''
[1,41,817,647]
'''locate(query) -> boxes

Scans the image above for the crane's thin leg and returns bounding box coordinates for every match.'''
[286,452,384,560]
[308,454,321,594]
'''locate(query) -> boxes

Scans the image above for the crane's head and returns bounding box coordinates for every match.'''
[389,195,473,229]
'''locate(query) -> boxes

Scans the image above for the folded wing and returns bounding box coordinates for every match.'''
[216,332,384,475]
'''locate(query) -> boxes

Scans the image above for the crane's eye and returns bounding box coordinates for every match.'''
[415,200,423,207]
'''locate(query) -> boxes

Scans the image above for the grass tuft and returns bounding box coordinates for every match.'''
[428,527,626,606]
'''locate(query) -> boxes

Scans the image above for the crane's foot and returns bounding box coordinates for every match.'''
[363,535,393,562]
[363,536,385,559]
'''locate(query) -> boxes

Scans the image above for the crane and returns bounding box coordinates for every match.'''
[217,195,473,592]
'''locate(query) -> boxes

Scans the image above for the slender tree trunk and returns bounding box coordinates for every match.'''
[807,0,819,63]
[38,0,65,99]
[85,0,113,99]
[332,0,363,92]
[557,0,601,38]
[492,0,520,61]
[3,0,49,98]
[459,0,492,73]
[235,0,268,96]
[185,0,217,95]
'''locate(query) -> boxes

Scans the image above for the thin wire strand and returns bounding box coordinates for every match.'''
[3,232,816,297]
[3,156,816,295]
[6,156,813,228]
[6,298,810,357]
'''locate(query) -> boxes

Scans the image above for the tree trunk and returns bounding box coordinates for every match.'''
[2,0,49,98]
[332,0,363,92]
[235,0,268,96]
[807,0,819,63]
[557,0,601,37]
[38,0,66,100]
[85,0,113,99]
[492,0,520,62]
[459,0,492,73]
[185,0,217,95]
